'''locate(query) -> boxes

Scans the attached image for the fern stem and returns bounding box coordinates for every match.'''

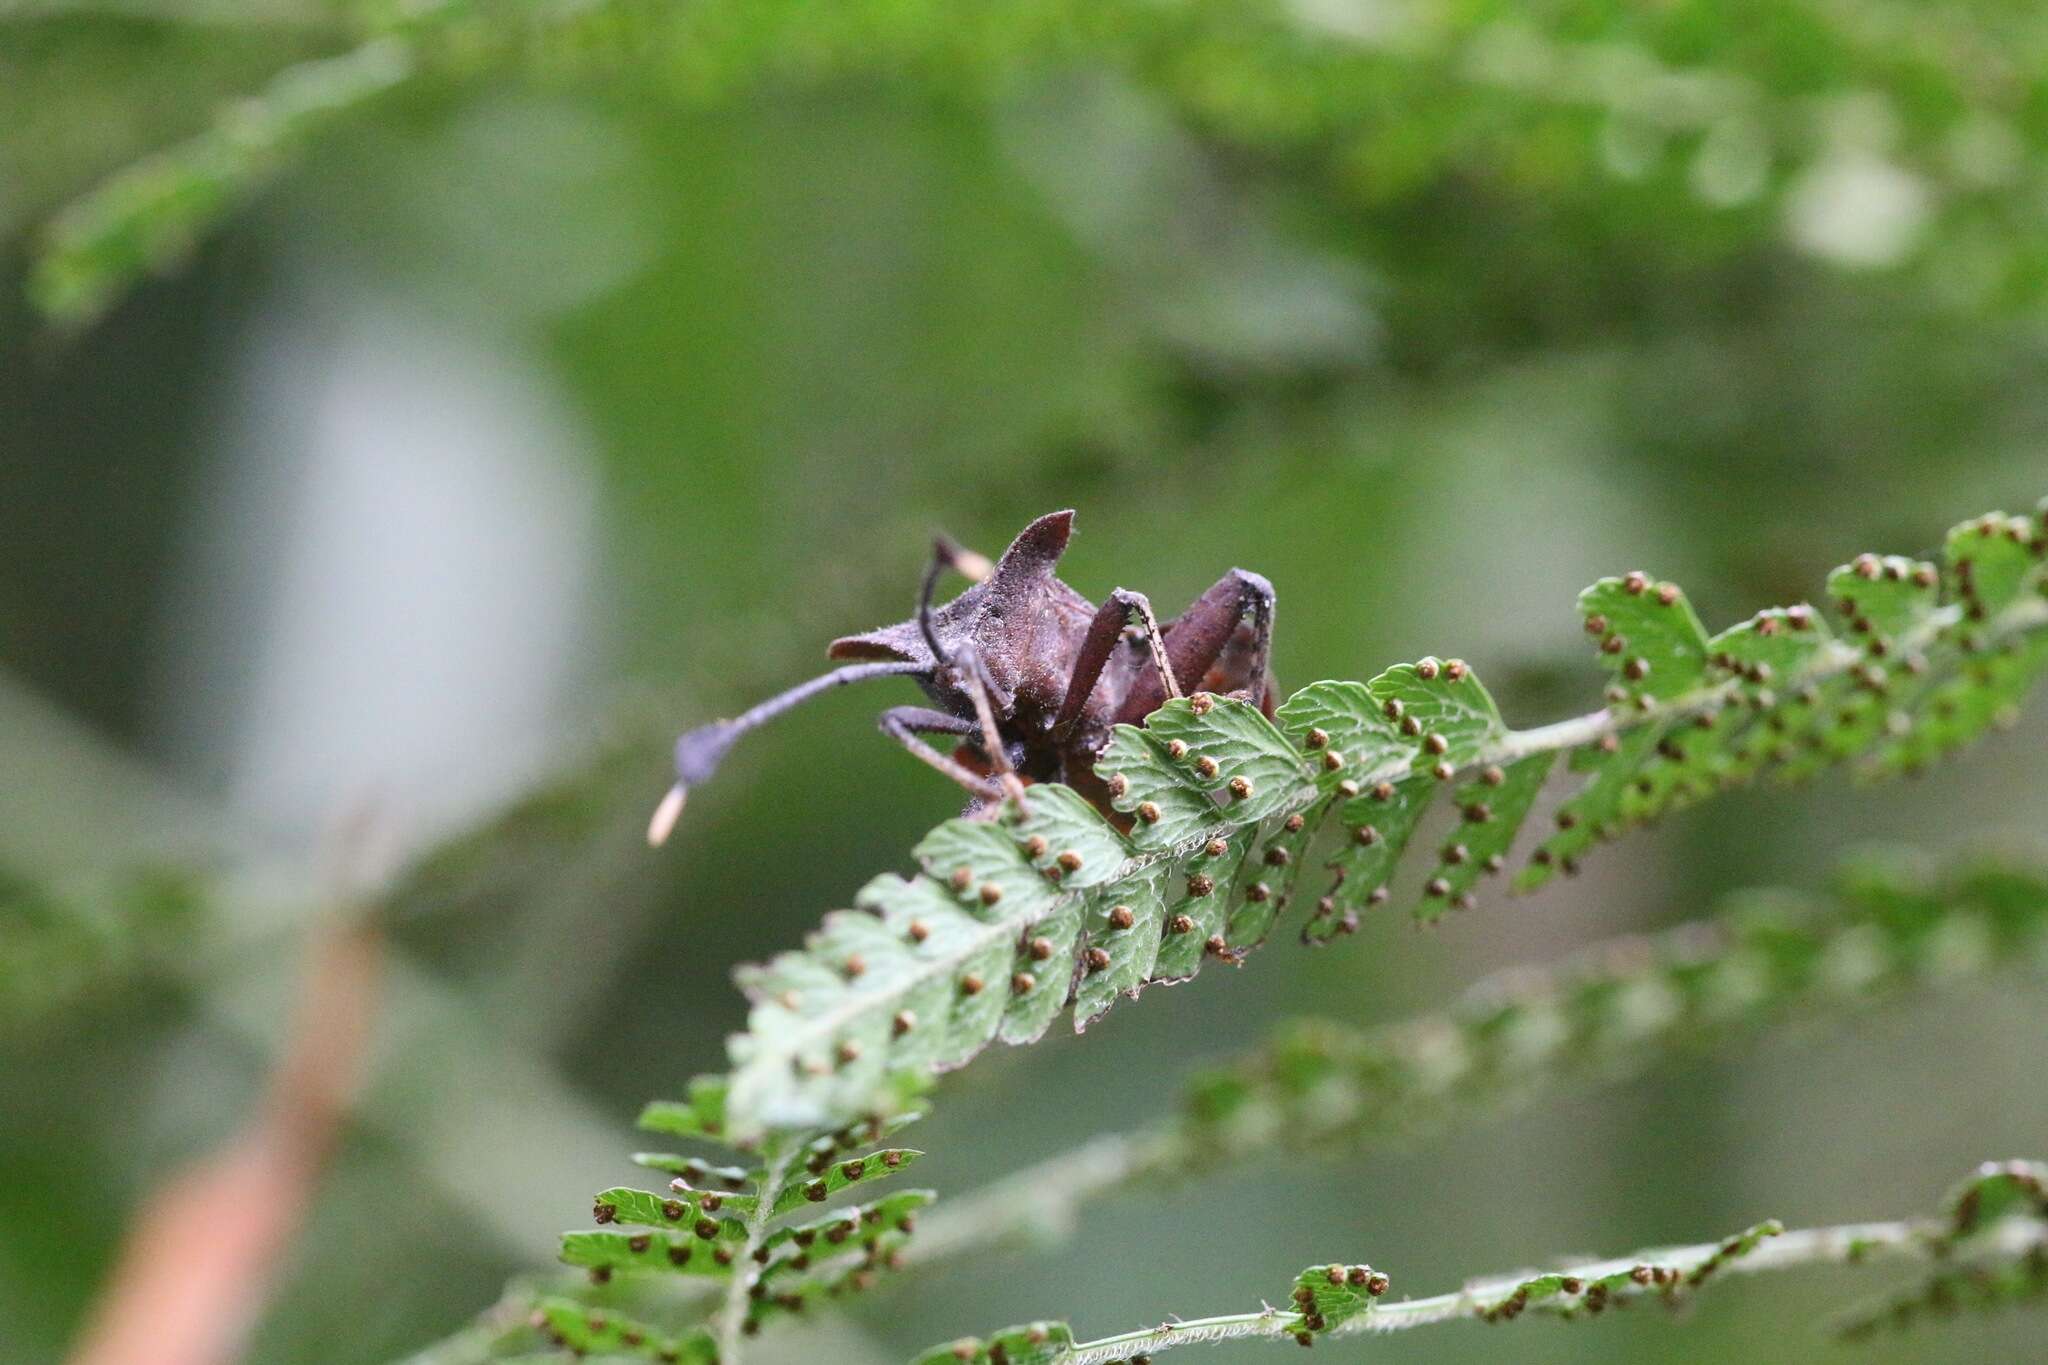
[717,1141,799,1362]
[902,1132,1171,1265]
[921,1161,2048,1360]
[1054,1218,1943,1361]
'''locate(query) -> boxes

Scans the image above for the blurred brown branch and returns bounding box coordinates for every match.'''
[65,917,383,1365]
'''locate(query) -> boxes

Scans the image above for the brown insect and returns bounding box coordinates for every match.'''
[648,510,1276,843]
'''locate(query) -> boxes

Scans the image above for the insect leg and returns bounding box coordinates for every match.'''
[1114,569,1278,724]
[1053,588,1179,744]
[946,642,1033,814]
[901,531,1032,810]
[878,705,1005,803]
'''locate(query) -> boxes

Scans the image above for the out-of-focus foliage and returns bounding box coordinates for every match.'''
[26,0,2048,324]
[1835,1160,2048,1340]
[916,1156,2048,1361]
[1177,853,2048,1173]
[8,0,2048,1363]
[0,861,203,1026]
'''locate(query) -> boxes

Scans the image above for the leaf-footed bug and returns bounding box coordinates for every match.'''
[649,510,1277,842]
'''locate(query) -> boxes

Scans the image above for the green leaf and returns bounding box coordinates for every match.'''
[1224,798,1330,949]
[770,1148,923,1216]
[1003,784,1129,890]
[530,1298,717,1362]
[1098,727,1224,852]
[1579,573,1712,703]
[1877,634,2048,774]
[1758,673,1861,784]
[1425,752,1553,914]
[1942,1159,2048,1243]
[1709,604,1836,688]
[725,875,1015,1135]
[1309,773,1435,937]
[1366,657,1505,772]
[1469,1221,1782,1321]
[1812,665,1928,770]
[636,1076,731,1142]
[1274,680,1413,790]
[1615,703,1744,823]
[1946,513,2043,623]
[1151,827,1255,979]
[1071,862,1169,1031]
[759,1189,934,1259]
[559,1227,734,1277]
[1683,605,1839,798]
[1836,1159,2048,1340]
[1827,554,1940,651]
[629,1153,755,1190]
[1836,1247,2048,1340]
[998,895,1084,1045]
[1516,725,1665,891]
[745,1191,931,1331]
[915,818,1066,918]
[1101,695,1312,850]
[590,1186,739,1233]
[1137,693,1314,823]
[1289,1262,1389,1334]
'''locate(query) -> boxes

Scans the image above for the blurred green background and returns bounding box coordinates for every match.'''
[4,1,2047,1362]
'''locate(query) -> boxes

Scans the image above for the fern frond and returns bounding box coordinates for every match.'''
[425,852,2047,1363]
[523,1103,932,1360]
[29,35,416,321]
[917,1161,2048,1361]
[34,0,2048,321]
[721,504,2048,1140]
[1836,1159,2048,1339]
[910,855,2048,1265]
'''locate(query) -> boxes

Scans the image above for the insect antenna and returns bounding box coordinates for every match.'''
[914,533,991,662]
[648,659,927,845]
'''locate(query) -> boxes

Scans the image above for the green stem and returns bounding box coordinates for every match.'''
[1059,1218,1944,1361]
[718,1142,799,1363]
[903,1132,1176,1265]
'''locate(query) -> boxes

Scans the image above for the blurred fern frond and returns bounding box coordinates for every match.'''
[920,1159,2048,1362]
[29,0,2048,321]
[416,1091,936,1359]
[0,859,206,1026]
